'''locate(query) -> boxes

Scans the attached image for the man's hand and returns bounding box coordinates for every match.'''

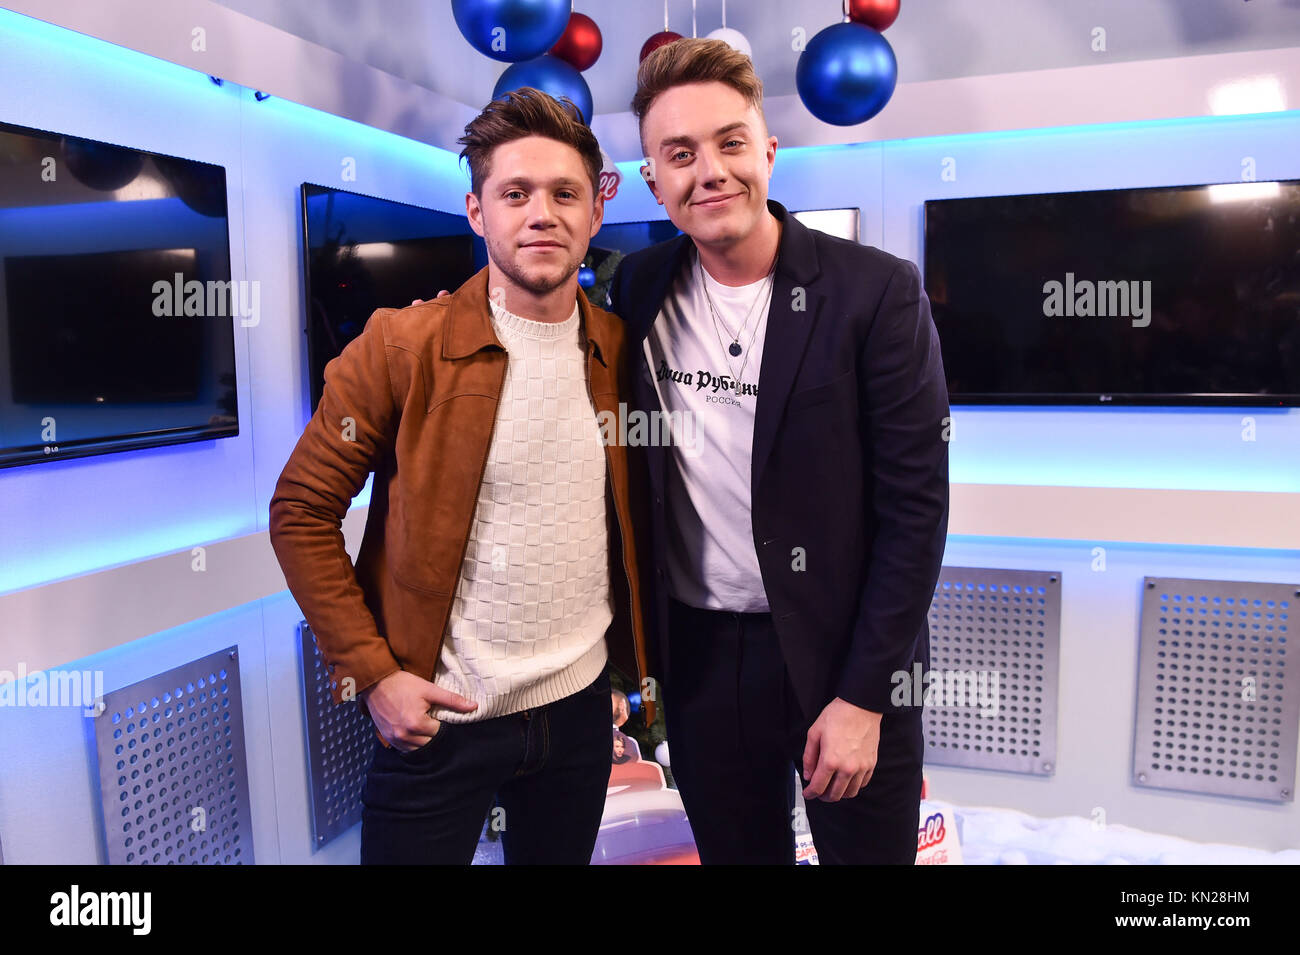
[409,290,450,306]
[801,697,882,802]
[360,670,477,751]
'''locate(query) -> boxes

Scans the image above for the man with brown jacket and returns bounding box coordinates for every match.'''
[269,89,651,865]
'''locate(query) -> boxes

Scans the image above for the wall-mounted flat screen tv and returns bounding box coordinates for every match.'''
[924,180,1300,406]
[300,183,482,413]
[0,120,236,468]
[793,207,860,242]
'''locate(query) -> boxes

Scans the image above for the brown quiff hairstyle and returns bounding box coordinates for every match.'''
[630,38,766,151]
[458,86,603,198]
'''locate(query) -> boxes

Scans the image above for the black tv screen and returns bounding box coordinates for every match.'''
[591,218,681,256]
[924,180,1300,406]
[300,184,483,413]
[0,120,236,468]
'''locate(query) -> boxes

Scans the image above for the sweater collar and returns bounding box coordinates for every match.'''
[442,266,607,366]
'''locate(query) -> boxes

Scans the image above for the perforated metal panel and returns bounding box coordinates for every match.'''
[1134,577,1297,802]
[91,647,253,864]
[922,567,1061,775]
[299,621,376,848]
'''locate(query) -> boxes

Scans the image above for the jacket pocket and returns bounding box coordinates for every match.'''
[787,369,854,412]
[389,505,460,596]
[391,562,454,596]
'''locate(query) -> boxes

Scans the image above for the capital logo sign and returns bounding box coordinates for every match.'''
[918,812,946,852]
[916,809,963,865]
[598,148,621,201]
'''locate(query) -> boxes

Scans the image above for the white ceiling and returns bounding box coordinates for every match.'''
[209,0,1300,117]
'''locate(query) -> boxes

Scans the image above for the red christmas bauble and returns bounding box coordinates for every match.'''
[848,0,900,32]
[550,12,602,72]
[639,31,683,63]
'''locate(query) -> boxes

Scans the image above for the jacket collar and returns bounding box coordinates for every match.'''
[442,265,607,366]
[768,198,822,287]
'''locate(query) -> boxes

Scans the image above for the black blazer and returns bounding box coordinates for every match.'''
[609,200,950,720]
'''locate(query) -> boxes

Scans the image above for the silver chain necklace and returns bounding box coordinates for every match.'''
[698,249,774,354]
[726,281,773,387]
[698,251,774,386]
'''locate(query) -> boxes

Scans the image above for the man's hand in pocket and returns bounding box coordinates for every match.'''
[360,670,476,751]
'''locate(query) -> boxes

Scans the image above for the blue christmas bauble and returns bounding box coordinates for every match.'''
[577,266,596,288]
[492,56,593,124]
[796,22,897,126]
[452,0,571,63]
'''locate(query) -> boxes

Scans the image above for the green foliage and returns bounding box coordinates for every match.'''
[582,250,624,310]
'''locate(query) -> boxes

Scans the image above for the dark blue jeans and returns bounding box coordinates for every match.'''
[665,598,923,865]
[360,666,612,865]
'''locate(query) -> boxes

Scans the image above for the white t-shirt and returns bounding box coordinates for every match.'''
[643,247,773,613]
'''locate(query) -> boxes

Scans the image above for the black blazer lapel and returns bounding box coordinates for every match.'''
[617,233,693,512]
[623,234,692,347]
[751,201,823,496]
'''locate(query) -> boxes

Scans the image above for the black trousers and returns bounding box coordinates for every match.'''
[360,666,612,865]
[665,597,923,865]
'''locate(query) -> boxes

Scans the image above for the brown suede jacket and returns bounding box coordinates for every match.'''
[269,267,654,738]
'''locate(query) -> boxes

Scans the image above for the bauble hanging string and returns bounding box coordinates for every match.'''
[707,0,753,58]
[640,0,683,62]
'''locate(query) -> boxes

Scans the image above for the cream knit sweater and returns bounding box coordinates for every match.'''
[429,297,612,722]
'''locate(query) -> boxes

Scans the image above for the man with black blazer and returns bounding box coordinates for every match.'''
[609,38,950,864]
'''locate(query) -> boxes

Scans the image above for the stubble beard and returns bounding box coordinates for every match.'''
[490,234,580,297]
